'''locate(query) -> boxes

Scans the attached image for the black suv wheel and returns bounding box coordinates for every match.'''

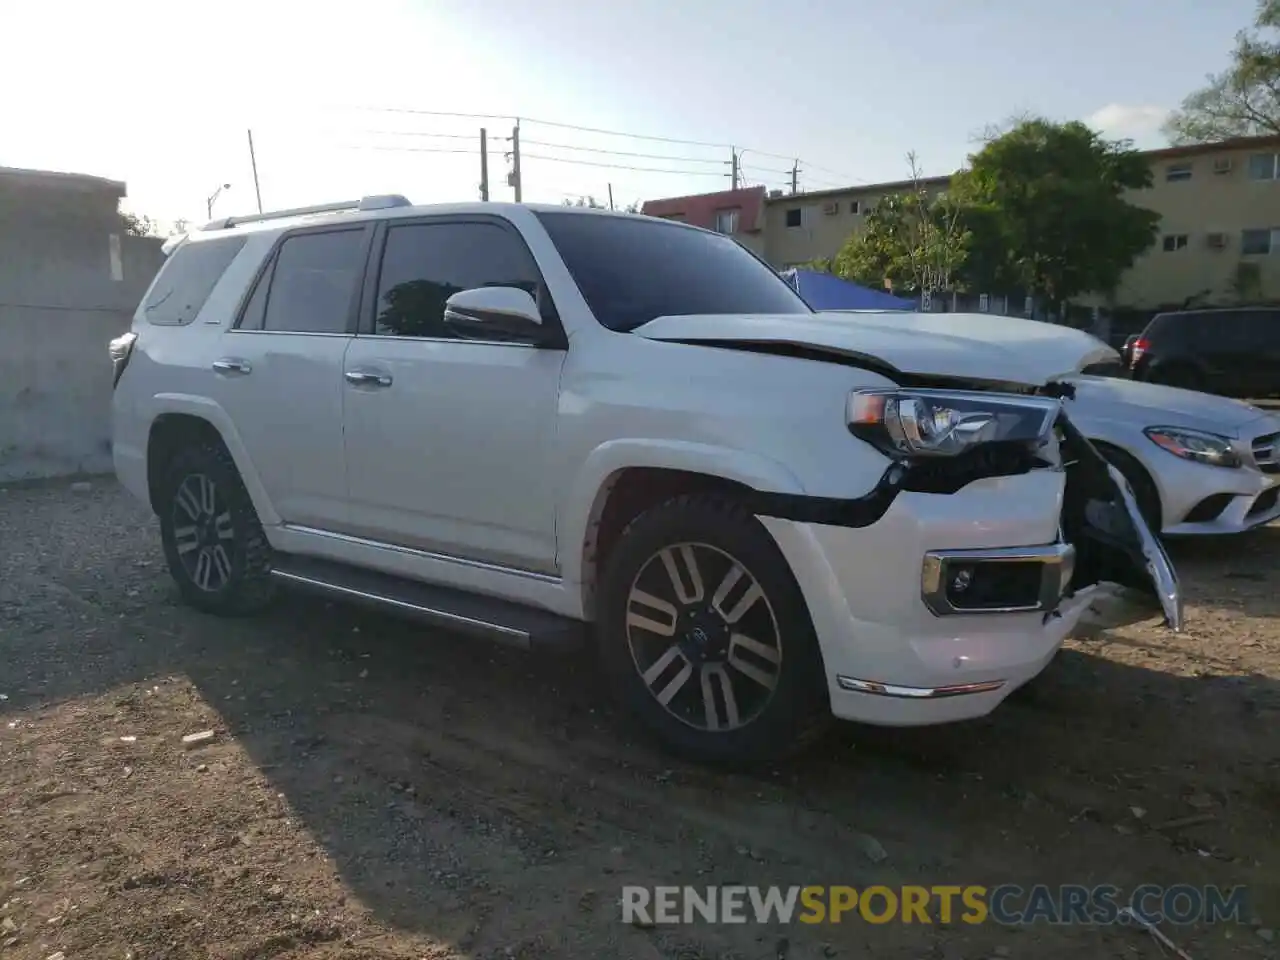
[597,494,830,765]
[157,441,276,616]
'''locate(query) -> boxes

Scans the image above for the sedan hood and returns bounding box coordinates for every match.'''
[1064,374,1273,437]
[632,311,1118,387]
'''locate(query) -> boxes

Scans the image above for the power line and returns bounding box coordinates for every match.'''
[347,105,513,121]
[521,117,730,149]
[520,153,730,176]
[338,144,478,155]
[359,129,477,140]
[521,138,726,164]
[344,103,864,187]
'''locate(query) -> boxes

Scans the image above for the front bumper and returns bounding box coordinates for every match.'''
[758,469,1164,727]
[1156,419,1280,535]
[1159,463,1280,535]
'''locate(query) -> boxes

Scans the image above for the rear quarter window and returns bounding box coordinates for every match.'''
[142,235,247,325]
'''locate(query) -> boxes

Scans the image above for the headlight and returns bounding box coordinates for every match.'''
[847,389,1061,459]
[1144,426,1241,468]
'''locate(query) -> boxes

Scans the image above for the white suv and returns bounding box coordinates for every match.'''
[110,195,1181,763]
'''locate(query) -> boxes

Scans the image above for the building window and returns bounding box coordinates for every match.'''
[850,201,861,215]
[785,208,802,228]
[1242,228,1279,255]
[714,208,740,234]
[1249,154,1280,180]
[1162,234,1189,252]
[1165,163,1192,182]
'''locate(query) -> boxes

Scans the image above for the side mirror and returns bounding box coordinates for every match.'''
[443,286,542,339]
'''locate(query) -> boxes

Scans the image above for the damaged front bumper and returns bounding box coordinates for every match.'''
[755,403,1183,727]
[1055,413,1183,632]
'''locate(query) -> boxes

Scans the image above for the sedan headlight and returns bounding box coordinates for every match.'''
[847,389,1061,459]
[1144,426,1241,468]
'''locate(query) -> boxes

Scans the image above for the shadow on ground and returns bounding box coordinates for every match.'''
[1,482,1277,959]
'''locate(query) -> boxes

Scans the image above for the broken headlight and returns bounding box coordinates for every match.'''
[847,389,1061,459]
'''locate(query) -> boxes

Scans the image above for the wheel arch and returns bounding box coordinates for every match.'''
[562,440,805,619]
[143,394,280,526]
[1089,437,1165,531]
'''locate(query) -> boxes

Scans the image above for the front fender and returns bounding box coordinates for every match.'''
[146,393,281,527]
[557,438,806,588]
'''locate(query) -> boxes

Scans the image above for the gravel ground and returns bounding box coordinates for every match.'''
[0,480,1277,960]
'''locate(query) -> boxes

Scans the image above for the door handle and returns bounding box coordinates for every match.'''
[344,369,393,387]
[212,358,251,375]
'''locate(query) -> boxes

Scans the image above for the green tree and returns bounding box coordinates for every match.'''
[951,119,1159,309]
[1165,0,1280,143]
[561,195,641,213]
[119,210,159,237]
[830,156,968,295]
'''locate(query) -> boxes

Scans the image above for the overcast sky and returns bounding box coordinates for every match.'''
[0,0,1257,228]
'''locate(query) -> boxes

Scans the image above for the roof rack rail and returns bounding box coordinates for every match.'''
[201,193,412,231]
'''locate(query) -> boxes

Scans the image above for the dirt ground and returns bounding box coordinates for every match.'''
[0,481,1276,960]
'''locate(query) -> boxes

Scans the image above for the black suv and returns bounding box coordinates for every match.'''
[1128,307,1280,398]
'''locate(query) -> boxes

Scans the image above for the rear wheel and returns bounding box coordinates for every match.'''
[597,494,830,765]
[157,441,276,616]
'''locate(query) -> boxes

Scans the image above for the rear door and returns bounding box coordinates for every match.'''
[208,224,372,529]
[1205,311,1264,397]
[1241,309,1280,397]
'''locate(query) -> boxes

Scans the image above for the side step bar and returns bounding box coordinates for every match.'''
[269,554,584,651]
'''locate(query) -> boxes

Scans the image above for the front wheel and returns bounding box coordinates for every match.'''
[157,441,276,616]
[1095,443,1163,536]
[597,495,830,765]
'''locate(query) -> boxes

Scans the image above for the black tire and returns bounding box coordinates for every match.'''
[157,440,276,616]
[597,494,831,766]
[1094,442,1163,535]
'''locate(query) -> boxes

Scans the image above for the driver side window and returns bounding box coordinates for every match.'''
[370,221,551,340]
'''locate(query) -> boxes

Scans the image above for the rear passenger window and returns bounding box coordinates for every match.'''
[237,256,273,331]
[261,229,366,334]
[143,236,246,325]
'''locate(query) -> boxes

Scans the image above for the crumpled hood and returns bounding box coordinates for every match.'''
[632,310,1118,387]
[1063,374,1276,437]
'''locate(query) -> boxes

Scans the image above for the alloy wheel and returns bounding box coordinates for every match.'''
[171,473,236,593]
[625,543,783,732]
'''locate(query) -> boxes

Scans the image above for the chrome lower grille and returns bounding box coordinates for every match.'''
[1252,431,1280,474]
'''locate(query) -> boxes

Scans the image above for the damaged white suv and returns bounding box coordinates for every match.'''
[110,197,1181,763]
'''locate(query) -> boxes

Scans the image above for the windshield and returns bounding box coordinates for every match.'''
[533,211,813,332]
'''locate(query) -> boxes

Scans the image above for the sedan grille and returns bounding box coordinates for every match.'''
[1253,431,1280,474]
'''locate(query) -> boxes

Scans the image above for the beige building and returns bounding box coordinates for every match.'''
[1108,135,1280,307]
[645,134,1280,310]
[761,175,948,270]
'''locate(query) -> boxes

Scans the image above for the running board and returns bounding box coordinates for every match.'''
[269,554,584,650]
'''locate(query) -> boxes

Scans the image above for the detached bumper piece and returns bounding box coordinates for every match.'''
[920,543,1075,616]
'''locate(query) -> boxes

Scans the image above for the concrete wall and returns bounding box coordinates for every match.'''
[0,195,163,482]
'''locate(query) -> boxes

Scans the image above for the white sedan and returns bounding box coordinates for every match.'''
[1062,374,1280,535]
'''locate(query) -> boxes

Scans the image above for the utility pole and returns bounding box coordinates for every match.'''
[247,129,263,213]
[507,121,522,202]
[730,147,740,190]
[607,183,615,211]
[790,160,800,195]
[479,128,489,201]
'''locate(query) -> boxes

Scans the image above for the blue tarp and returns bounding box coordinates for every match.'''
[780,268,915,311]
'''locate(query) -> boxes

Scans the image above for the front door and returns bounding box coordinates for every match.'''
[208,224,371,530]
[340,217,566,575]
